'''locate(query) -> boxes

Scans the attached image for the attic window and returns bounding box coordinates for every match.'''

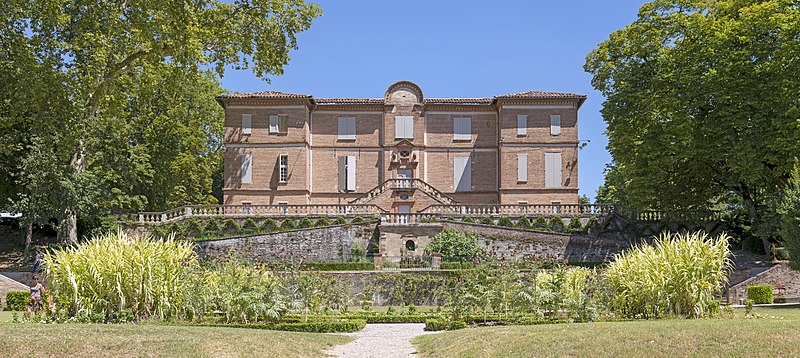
[399,151,410,158]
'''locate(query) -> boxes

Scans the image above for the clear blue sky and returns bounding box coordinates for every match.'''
[219,0,649,202]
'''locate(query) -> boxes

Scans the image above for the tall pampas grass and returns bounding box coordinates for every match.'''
[43,230,197,321]
[606,231,732,318]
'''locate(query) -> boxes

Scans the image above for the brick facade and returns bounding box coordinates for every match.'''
[218,81,586,212]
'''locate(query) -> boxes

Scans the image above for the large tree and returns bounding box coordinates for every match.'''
[585,0,800,251]
[1,0,322,244]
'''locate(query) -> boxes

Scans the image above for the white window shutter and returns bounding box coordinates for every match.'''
[241,154,252,184]
[348,117,356,139]
[395,117,404,138]
[269,115,279,133]
[517,115,527,136]
[545,152,562,188]
[338,117,347,139]
[405,117,413,138]
[517,153,528,182]
[454,157,471,192]
[338,157,347,191]
[550,115,561,135]
[346,156,357,191]
[454,118,471,140]
[242,114,252,134]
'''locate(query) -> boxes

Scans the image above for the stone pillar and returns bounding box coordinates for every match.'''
[371,253,384,270]
[432,253,442,270]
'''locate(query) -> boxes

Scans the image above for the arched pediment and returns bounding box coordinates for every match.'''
[385,81,424,105]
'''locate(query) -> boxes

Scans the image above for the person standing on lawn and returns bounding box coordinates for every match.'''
[27,275,45,314]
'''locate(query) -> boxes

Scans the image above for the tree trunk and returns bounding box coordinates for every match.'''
[23,219,32,265]
[742,194,771,256]
[61,141,87,246]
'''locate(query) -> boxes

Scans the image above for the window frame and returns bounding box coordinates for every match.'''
[278,154,288,183]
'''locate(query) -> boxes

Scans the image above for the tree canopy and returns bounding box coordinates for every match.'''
[1,0,322,244]
[585,0,800,250]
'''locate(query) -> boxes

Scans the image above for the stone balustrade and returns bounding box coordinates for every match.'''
[420,204,615,217]
[137,204,385,224]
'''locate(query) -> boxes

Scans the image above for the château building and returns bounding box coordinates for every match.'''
[217,81,585,214]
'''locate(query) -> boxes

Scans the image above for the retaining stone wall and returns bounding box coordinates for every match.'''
[194,222,379,263]
[728,263,800,303]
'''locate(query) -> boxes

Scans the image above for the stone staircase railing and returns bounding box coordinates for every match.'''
[349,179,458,205]
[137,204,385,224]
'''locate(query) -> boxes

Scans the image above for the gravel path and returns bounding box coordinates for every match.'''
[329,323,440,358]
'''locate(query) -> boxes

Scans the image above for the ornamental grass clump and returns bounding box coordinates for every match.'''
[43,230,197,321]
[606,231,732,319]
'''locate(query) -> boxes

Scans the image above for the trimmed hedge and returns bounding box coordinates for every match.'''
[425,318,447,331]
[441,261,475,270]
[425,318,467,331]
[5,291,29,311]
[305,262,375,271]
[195,319,366,333]
[748,285,774,304]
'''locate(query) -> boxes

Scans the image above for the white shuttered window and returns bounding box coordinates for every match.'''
[278,154,288,183]
[269,115,279,133]
[241,154,252,184]
[550,115,561,135]
[395,116,414,139]
[544,152,562,188]
[517,115,527,136]
[338,116,356,140]
[454,157,472,192]
[453,117,471,140]
[517,153,528,182]
[242,114,252,134]
[338,156,357,191]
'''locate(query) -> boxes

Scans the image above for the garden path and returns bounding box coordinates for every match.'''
[328,323,440,358]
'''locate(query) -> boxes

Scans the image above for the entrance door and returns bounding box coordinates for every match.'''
[397,205,411,225]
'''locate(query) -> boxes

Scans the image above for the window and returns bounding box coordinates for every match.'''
[269,114,288,134]
[278,154,288,183]
[518,201,528,214]
[338,156,357,192]
[405,240,416,251]
[517,153,528,182]
[454,157,472,192]
[453,117,471,140]
[241,154,252,184]
[551,201,561,214]
[241,201,252,215]
[545,152,562,188]
[550,115,561,136]
[517,115,527,136]
[242,114,252,134]
[338,116,356,140]
[395,116,414,139]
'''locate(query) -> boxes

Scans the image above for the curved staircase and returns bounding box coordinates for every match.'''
[349,179,458,206]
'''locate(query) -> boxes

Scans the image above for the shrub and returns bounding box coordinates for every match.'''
[199,319,366,333]
[203,219,221,234]
[183,259,290,323]
[298,218,313,229]
[280,219,296,230]
[497,216,514,227]
[447,320,467,330]
[424,228,486,260]
[480,216,495,225]
[241,219,258,233]
[772,246,790,261]
[606,231,733,318]
[44,230,197,321]
[516,216,532,229]
[351,216,364,224]
[185,219,203,236]
[747,285,774,304]
[548,215,564,232]
[533,215,548,230]
[5,291,29,311]
[305,262,375,271]
[222,219,240,233]
[315,217,331,227]
[584,215,598,233]
[566,217,583,232]
[461,217,475,223]
[260,218,278,232]
[425,318,447,331]
[335,217,347,225]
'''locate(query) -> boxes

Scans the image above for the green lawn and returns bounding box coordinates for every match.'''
[0,322,351,357]
[414,307,800,358]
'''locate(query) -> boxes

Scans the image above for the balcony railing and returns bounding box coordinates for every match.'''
[380,213,437,226]
[137,204,385,224]
[420,204,615,217]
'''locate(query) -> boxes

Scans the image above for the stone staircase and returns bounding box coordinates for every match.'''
[349,179,458,206]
